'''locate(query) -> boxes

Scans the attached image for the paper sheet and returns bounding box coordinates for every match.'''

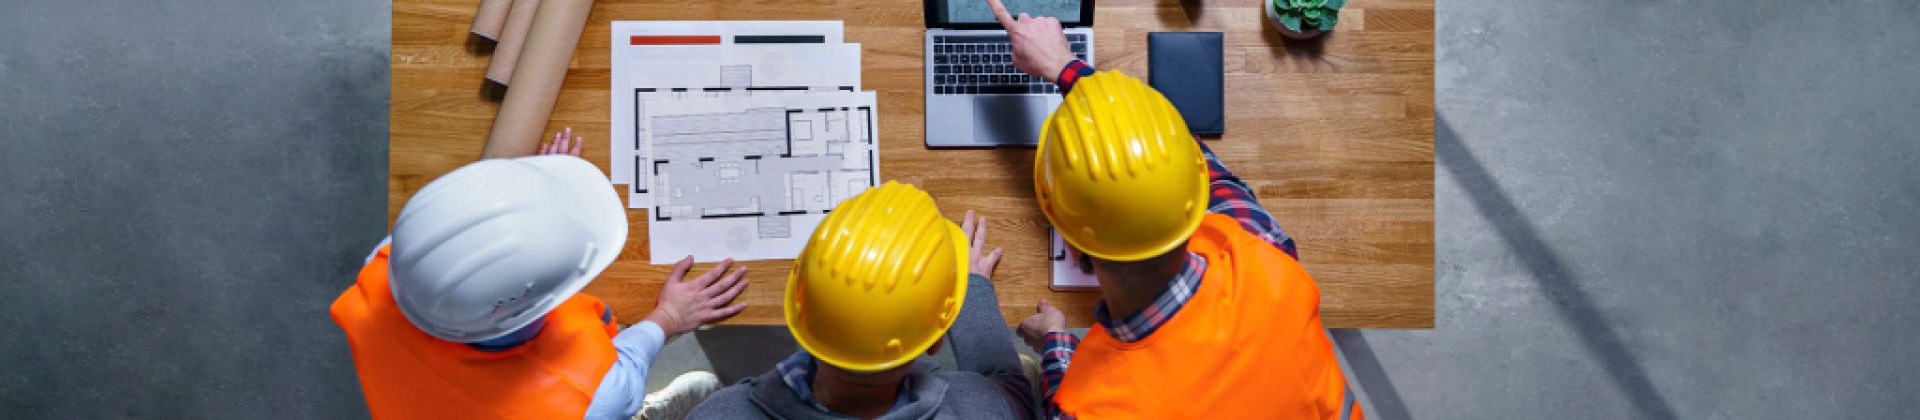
[640,91,880,263]
[608,21,851,203]
[622,45,861,209]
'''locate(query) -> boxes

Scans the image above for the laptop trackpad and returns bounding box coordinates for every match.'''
[973,96,1048,146]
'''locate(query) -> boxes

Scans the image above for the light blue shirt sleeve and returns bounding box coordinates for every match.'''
[584,320,668,420]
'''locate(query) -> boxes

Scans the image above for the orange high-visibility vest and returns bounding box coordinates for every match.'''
[331,244,620,419]
[1054,214,1362,419]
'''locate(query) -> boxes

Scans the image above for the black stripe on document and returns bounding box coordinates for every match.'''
[701,212,766,219]
[633,157,647,193]
[734,35,826,44]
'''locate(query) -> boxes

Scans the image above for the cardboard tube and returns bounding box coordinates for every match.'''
[482,0,594,158]
[470,0,515,40]
[484,0,543,85]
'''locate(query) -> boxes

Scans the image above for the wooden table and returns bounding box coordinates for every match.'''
[393,0,1433,328]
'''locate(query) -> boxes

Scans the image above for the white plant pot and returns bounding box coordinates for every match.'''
[1266,3,1326,39]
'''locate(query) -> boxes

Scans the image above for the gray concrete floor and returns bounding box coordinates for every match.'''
[1344,0,1920,418]
[0,0,388,418]
[4,0,1919,418]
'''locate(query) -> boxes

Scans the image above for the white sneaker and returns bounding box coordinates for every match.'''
[634,371,721,420]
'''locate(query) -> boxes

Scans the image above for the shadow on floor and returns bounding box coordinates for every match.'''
[1329,329,1414,419]
[1434,115,1679,420]
[694,326,801,385]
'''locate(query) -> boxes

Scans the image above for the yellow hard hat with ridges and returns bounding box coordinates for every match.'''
[785,181,969,372]
[1035,70,1209,262]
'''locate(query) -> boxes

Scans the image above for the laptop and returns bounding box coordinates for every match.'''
[924,0,1095,147]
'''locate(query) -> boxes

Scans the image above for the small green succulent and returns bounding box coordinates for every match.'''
[1273,0,1345,32]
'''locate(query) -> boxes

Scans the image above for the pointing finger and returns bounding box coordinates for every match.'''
[986,0,1015,27]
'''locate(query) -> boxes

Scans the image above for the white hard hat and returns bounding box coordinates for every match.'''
[387,156,627,343]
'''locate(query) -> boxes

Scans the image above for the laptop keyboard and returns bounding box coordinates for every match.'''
[932,34,1089,95]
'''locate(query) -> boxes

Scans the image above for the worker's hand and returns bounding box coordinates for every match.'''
[960,210,1005,279]
[645,256,748,340]
[1017,299,1068,353]
[987,0,1077,82]
[539,127,583,157]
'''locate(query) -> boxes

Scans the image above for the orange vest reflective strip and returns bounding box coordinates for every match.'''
[330,244,620,419]
[1054,214,1362,419]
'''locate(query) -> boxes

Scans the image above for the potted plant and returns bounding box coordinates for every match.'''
[1267,0,1345,39]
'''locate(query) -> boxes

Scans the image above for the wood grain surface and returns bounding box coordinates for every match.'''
[391,0,1434,328]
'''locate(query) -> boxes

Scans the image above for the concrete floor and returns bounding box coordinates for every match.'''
[1354,0,1920,418]
[0,0,389,417]
[4,0,1919,418]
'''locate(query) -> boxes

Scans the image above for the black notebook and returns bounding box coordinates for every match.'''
[1147,32,1225,136]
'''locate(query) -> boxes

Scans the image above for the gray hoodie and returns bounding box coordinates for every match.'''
[687,275,1037,419]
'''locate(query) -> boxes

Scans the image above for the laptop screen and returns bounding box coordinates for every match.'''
[927,0,1093,29]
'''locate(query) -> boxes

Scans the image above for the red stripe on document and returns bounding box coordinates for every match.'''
[630,35,722,45]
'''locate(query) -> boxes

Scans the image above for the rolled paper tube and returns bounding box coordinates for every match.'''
[483,0,543,85]
[482,0,594,158]
[470,0,514,40]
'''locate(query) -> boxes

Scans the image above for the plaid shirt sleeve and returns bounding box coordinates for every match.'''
[1056,60,1095,95]
[1197,140,1298,259]
[1041,331,1080,420]
[1057,62,1296,258]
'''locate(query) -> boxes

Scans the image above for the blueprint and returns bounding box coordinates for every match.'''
[621,44,861,208]
[610,21,880,263]
[640,91,879,263]
[608,20,852,204]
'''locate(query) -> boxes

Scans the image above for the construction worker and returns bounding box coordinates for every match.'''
[687,181,1037,419]
[988,0,1364,417]
[331,129,744,419]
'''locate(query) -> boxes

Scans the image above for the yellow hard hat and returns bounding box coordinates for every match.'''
[1035,70,1209,262]
[785,181,969,372]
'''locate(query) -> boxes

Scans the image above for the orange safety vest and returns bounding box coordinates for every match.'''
[330,244,621,419]
[1054,214,1362,419]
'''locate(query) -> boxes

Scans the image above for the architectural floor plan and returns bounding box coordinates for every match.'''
[608,21,880,263]
[640,92,879,263]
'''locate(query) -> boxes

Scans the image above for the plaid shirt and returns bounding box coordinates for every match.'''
[1043,61,1299,420]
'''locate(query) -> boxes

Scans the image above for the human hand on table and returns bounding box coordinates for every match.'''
[960,210,1005,279]
[539,127,583,157]
[987,0,1078,82]
[644,256,749,340]
[1018,299,1068,353]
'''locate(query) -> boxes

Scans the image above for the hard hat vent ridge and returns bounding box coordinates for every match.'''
[786,181,969,372]
[1034,71,1207,262]
[387,156,627,343]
